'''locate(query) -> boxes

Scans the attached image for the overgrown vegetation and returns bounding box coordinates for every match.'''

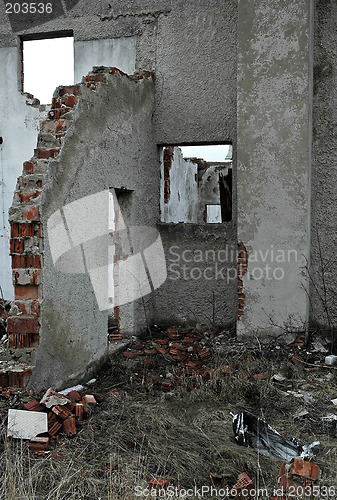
[0,332,337,499]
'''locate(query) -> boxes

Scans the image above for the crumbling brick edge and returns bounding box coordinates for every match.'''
[238,242,248,321]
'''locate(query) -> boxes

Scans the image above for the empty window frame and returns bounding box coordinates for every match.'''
[22,34,74,104]
[160,144,232,223]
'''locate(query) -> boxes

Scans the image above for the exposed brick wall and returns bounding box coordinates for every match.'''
[163,146,173,204]
[8,89,79,356]
[6,67,154,387]
[238,243,248,321]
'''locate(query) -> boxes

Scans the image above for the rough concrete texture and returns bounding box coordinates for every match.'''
[154,0,237,144]
[237,0,313,336]
[29,71,158,390]
[309,0,337,330]
[0,47,46,299]
[74,37,137,82]
[154,223,237,328]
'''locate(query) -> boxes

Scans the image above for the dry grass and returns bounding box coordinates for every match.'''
[0,339,337,499]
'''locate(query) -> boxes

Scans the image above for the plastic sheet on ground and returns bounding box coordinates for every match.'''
[232,410,319,461]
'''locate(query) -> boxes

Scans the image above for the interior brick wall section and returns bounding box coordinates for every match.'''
[237,243,248,320]
[163,147,173,204]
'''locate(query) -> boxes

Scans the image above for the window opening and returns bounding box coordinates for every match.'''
[22,35,74,104]
[160,144,232,223]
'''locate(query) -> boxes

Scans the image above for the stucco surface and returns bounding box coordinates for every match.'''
[30,72,158,390]
[310,0,337,330]
[237,0,313,336]
[155,223,237,329]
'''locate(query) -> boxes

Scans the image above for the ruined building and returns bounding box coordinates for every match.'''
[0,0,336,390]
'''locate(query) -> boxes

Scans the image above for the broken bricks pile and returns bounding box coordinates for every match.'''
[120,327,215,392]
[17,388,97,455]
[148,462,320,499]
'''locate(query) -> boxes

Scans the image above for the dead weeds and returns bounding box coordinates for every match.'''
[1,330,337,499]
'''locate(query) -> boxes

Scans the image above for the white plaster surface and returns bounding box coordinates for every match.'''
[7,409,48,439]
[74,37,137,82]
[0,47,45,299]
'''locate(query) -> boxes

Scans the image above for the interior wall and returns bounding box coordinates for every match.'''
[0,46,45,299]
[74,37,137,82]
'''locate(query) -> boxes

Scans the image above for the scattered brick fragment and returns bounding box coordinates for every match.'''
[82,394,97,405]
[67,390,81,402]
[292,459,319,481]
[63,417,77,437]
[148,478,170,489]
[23,399,45,412]
[48,421,62,437]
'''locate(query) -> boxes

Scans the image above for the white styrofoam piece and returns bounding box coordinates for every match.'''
[7,409,48,440]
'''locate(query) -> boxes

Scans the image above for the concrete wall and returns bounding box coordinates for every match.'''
[154,223,238,328]
[0,46,46,299]
[310,0,337,330]
[237,0,313,336]
[74,37,137,82]
[30,72,158,389]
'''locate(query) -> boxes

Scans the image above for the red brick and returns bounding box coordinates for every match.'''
[110,334,122,341]
[8,333,39,348]
[232,473,254,494]
[63,417,77,437]
[23,161,36,174]
[17,300,39,316]
[11,223,35,238]
[10,239,24,254]
[23,206,40,222]
[34,148,60,159]
[75,403,84,421]
[123,351,135,359]
[8,369,31,388]
[14,285,39,300]
[63,95,77,107]
[156,348,167,355]
[52,406,73,420]
[292,459,319,481]
[155,339,169,345]
[7,317,39,334]
[68,390,81,402]
[148,479,169,490]
[12,255,41,269]
[144,349,157,356]
[48,422,62,437]
[24,399,45,412]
